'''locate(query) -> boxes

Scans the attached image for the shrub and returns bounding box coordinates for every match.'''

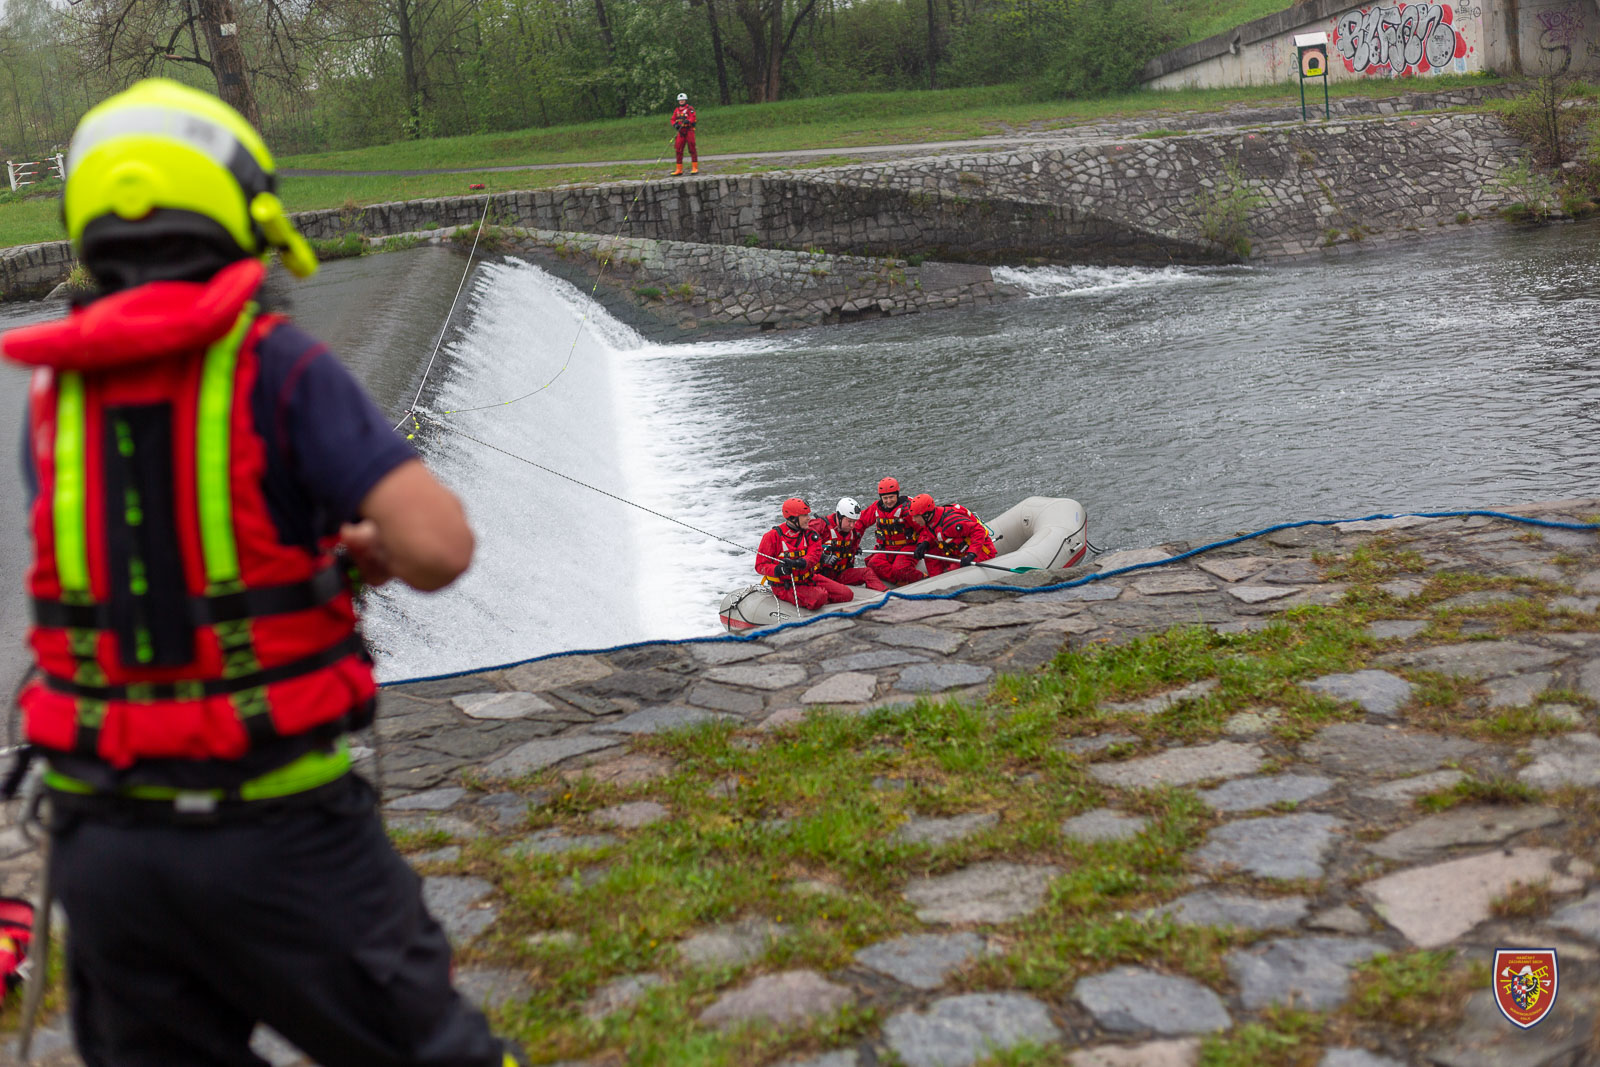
[1045,0,1178,98]
[1493,76,1586,165]
[1489,154,1558,221]
[1194,159,1265,258]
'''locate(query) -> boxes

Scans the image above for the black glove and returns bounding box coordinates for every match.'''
[912,543,928,561]
[960,553,977,567]
[775,559,793,576]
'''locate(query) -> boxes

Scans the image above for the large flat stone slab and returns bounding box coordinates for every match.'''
[421,876,497,944]
[589,801,670,829]
[1366,619,1428,640]
[1301,670,1413,718]
[483,734,621,778]
[689,641,771,665]
[944,601,1081,629]
[801,672,879,705]
[872,599,965,623]
[1301,724,1480,777]
[1096,548,1173,571]
[1518,733,1600,789]
[678,919,786,967]
[1226,584,1301,604]
[1361,847,1583,948]
[1061,809,1150,843]
[686,681,766,715]
[1074,966,1231,1035]
[1225,936,1387,1010]
[583,973,666,1021]
[1428,988,1597,1067]
[1355,769,1467,803]
[453,691,555,720]
[1193,813,1343,880]
[1196,556,1274,582]
[699,970,855,1030]
[896,663,993,692]
[1131,572,1217,596]
[1148,890,1310,931]
[895,812,999,847]
[1374,641,1565,679]
[1069,1040,1200,1067]
[903,862,1060,924]
[1101,679,1218,717]
[506,655,614,691]
[818,649,928,673]
[854,932,987,990]
[1089,741,1263,789]
[1367,805,1562,861]
[1484,672,1556,708]
[1198,774,1335,813]
[883,993,1063,1067]
[1548,888,1600,941]
[705,663,809,690]
[869,624,968,654]
[593,706,736,734]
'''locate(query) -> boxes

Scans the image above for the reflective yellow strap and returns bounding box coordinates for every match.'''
[43,741,351,802]
[52,372,89,595]
[196,307,256,588]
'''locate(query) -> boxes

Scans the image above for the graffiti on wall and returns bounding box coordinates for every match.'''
[1333,3,1468,74]
[1536,5,1585,73]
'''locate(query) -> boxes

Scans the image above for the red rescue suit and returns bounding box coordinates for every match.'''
[813,514,887,592]
[671,104,698,165]
[915,503,998,577]
[859,496,925,586]
[755,521,851,612]
[4,259,375,769]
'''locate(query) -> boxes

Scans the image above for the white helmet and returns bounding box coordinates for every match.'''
[677,93,688,103]
[836,496,861,521]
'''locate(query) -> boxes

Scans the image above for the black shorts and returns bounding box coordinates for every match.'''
[50,774,505,1067]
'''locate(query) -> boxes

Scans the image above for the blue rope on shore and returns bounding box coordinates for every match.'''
[380,507,1600,688]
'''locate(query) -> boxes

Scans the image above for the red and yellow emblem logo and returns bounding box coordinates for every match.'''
[1494,948,1558,1029]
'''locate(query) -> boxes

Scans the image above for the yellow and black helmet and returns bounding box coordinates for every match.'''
[65,78,317,279]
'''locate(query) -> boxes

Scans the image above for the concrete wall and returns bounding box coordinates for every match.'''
[1142,0,1600,88]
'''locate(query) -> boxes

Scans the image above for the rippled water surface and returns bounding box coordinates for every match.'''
[3,223,1600,685]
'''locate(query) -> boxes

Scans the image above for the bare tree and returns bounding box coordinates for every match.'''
[723,0,819,102]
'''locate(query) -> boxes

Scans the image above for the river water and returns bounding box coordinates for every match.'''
[3,223,1599,687]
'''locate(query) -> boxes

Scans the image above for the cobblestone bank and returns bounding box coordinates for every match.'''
[11,499,1600,1065]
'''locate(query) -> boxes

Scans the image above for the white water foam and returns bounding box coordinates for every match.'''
[992,264,1221,298]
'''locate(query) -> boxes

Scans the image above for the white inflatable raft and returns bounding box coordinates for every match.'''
[717,496,1088,632]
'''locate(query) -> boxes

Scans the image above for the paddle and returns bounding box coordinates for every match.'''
[873,548,1036,575]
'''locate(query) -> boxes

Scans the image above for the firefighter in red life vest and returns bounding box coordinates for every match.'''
[858,477,925,586]
[812,496,887,592]
[3,79,518,1066]
[909,494,999,576]
[755,498,853,611]
[671,92,698,176]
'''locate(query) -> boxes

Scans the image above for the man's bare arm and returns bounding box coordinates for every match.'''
[339,459,474,591]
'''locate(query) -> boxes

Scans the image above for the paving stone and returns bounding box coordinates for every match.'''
[1436,590,1527,610]
[1374,641,1565,679]
[872,599,966,623]
[895,812,998,846]
[1225,936,1387,1010]
[1096,548,1173,571]
[1301,670,1413,718]
[452,691,553,720]
[583,973,666,1020]
[456,965,533,1011]
[817,649,928,673]
[1089,741,1263,788]
[590,801,670,829]
[1074,966,1231,1035]
[854,931,987,990]
[869,624,968,654]
[484,734,621,778]
[1222,709,1281,734]
[421,876,497,943]
[1308,906,1371,934]
[1335,515,1436,533]
[409,845,462,865]
[525,930,580,950]
[903,862,1060,924]
[389,814,484,841]
[686,681,767,715]
[689,641,771,665]
[1194,813,1343,880]
[1367,805,1562,861]
[1069,1039,1200,1067]
[1377,579,1427,599]
[1366,618,1428,640]
[1148,890,1309,931]
[587,669,687,702]
[504,829,620,857]
[775,1052,860,1067]
[593,706,735,734]
[883,993,1063,1067]
[1428,988,1596,1067]
[1058,732,1139,756]
[1355,769,1467,802]
[896,663,993,692]
[1034,582,1122,602]
[1546,888,1600,942]
[762,617,857,646]
[1254,559,1322,584]
[419,728,526,761]
[505,656,614,691]
[1032,614,1099,635]
[678,919,786,967]
[1579,658,1600,703]
[1484,672,1556,708]
[699,970,855,1030]
[946,601,1080,629]
[1302,723,1480,776]
[386,786,467,812]
[801,672,878,704]
[1101,678,1219,717]
[1226,584,1301,603]
[705,663,809,690]
[1132,572,1216,595]
[1061,809,1149,843]
[1198,774,1335,812]
[1196,556,1274,582]
[1552,595,1600,615]
[561,752,673,786]
[1361,847,1583,948]
[1518,732,1600,788]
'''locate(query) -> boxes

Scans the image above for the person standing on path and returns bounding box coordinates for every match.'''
[909,494,998,576]
[671,92,698,175]
[3,79,518,1067]
[813,497,887,592]
[755,498,852,611]
[858,477,926,586]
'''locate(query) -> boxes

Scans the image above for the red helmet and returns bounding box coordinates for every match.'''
[782,497,811,519]
[908,493,936,517]
[877,476,900,494]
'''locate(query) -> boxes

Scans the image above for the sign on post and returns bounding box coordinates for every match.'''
[1295,31,1330,121]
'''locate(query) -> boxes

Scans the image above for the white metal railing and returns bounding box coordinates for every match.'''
[6,154,65,192]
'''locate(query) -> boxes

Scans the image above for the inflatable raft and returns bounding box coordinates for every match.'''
[717,496,1088,632]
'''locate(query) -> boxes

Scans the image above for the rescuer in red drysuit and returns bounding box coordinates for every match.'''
[671,92,698,175]
[909,493,999,577]
[858,476,926,586]
[755,498,853,611]
[813,496,887,591]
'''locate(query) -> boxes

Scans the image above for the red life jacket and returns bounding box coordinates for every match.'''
[924,503,997,560]
[3,259,375,769]
[869,498,916,549]
[817,514,861,575]
[760,523,819,584]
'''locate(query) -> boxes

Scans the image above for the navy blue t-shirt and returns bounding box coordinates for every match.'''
[20,319,416,545]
